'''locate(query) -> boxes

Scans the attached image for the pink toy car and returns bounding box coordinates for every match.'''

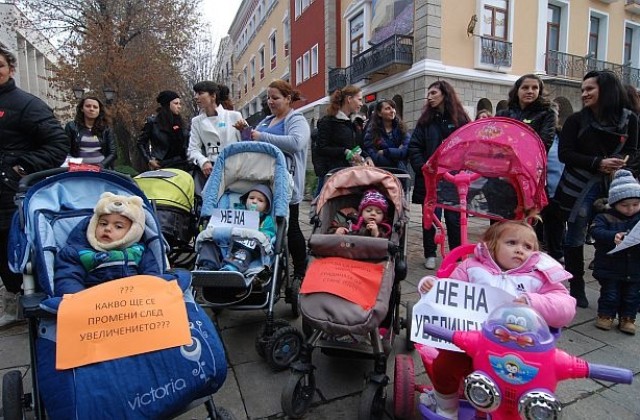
[393,304,633,420]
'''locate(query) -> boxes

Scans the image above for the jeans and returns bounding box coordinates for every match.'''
[596,277,640,319]
[564,182,603,247]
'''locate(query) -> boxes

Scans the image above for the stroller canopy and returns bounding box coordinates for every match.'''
[134,168,195,213]
[423,117,548,217]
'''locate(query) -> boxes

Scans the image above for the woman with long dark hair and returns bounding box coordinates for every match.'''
[363,99,410,169]
[555,70,639,308]
[408,80,470,269]
[66,95,117,169]
[137,90,189,171]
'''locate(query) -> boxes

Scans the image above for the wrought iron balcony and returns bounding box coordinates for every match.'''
[350,35,413,83]
[328,67,352,94]
[480,37,512,67]
[626,0,640,14]
[546,50,640,88]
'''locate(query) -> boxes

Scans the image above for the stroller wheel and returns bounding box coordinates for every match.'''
[358,380,387,420]
[265,326,303,371]
[281,371,316,418]
[393,355,416,420]
[255,319,291,359]
[403,302,415,352]
[2,370,25,420]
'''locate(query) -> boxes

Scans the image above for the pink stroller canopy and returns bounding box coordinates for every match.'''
[423,117,548,218]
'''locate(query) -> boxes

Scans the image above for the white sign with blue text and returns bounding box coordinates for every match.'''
[209,208,260,230]
[411,279,513,352]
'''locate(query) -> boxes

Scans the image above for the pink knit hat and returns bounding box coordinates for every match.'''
[358,189,389,215]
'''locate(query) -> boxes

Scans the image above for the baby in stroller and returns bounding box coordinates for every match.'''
[54,192,160,295]
[334,188,392,238]
[220,184,276,273]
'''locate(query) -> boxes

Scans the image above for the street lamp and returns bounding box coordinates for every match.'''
[72,86,84,100]
[103,86,116,105]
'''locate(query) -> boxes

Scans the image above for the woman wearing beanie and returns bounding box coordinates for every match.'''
[591,169,640,334]
[66,95,117,169]
[137,90,190,171]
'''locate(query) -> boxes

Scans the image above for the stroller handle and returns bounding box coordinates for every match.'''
[18,168,132,192]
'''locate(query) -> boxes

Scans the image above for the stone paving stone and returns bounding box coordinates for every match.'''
[555,327,606,356]
[561,392,639,419]
[233,361,291,419]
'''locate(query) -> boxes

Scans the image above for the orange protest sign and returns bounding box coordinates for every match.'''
[56,275,191,370]
[300,257,385,310]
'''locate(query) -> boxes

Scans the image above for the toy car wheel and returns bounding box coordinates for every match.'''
[404,302,414,352]
[255,319,290,359]
[358,381,387,420]
[265,326,303,371]
[281,371,316,418]
[288,275,301,318]
[2,370,24,420]
[393,355,415,420]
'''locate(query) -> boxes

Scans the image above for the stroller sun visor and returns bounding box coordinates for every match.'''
[134,168,195,213]
[423,117,548,217]
[315,166,406,219]
[200,142,292,219]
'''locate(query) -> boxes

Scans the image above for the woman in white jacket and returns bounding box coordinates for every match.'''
[188,81,244,193]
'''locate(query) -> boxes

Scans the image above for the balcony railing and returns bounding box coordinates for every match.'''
[626,0,640,14]
[546,50,640,88]
[328,67,352,93]
[480,37,512,67]
[350,34,413,83]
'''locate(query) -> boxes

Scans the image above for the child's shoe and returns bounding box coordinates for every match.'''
[619,317,636,335]
[595,315,614,331]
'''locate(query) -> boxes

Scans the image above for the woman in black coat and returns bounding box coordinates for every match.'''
[66,96,117,169]
[137,90,189,171]
[314,85,370,195]
[408,80,470,269]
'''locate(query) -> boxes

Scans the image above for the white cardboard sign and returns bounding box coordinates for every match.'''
[208,208,259,230]
[410,279,514,352]
[608,219,640,254]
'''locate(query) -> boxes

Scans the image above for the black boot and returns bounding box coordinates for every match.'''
[564,246,588,308]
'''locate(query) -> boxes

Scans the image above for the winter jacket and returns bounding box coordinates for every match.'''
[53,217,161,296]
[0,78,68,227]
[65,121,117,169]
[591,209,640,283]
[420,242,576,328]
[187,107,243,168]
[555,108,639,212]
[408,111,465,204]
[137,115,189,169]
[314,112,366,178]
[363,120,410,169]
[497,102,556,150]
[256,110,310,204]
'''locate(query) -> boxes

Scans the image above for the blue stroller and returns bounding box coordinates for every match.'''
[192,142,303,371]
[2,169,230,420]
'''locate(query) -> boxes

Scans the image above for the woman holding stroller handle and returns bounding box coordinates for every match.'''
[315,85,372,196]
[555,70,639,308]
[0,45,69,327]
[188,81,243,193]
[137,90,190,171]
[250,79,309,281]
[408,80,470,270]
[363,99,410,169]
[66,95,117,169]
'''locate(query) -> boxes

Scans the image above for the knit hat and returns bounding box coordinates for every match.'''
[87,192,146,251]
[358,189,389,215]
[240,184,272,213]
[156,90,180,106]
[608,169,640,206]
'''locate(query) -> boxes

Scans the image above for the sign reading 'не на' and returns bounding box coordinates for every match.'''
[56,275,191,369]
[208,208,260,230]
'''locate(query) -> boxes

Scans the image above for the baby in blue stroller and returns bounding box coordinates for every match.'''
[5,169,228,420]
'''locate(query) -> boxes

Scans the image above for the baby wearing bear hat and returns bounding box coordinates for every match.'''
[53,192,161,296]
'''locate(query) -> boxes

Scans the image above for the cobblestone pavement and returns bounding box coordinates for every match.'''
[1,201,639,419]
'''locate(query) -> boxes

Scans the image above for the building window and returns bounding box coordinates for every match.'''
[250,58,256,87]
[243,68,248,94]
[303,51,310,80]
[296,58,302,84]
[311,44,318,76]
[295,0,311,19]
[482,0,508,40]
[625,26,633,65]
[547,4,560,52]
[589,16,599,59]
[283,16,290,57]
[350,12,365,61]
[625,23,640,68]
[259,47,265,79]
[270,32,277,70]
